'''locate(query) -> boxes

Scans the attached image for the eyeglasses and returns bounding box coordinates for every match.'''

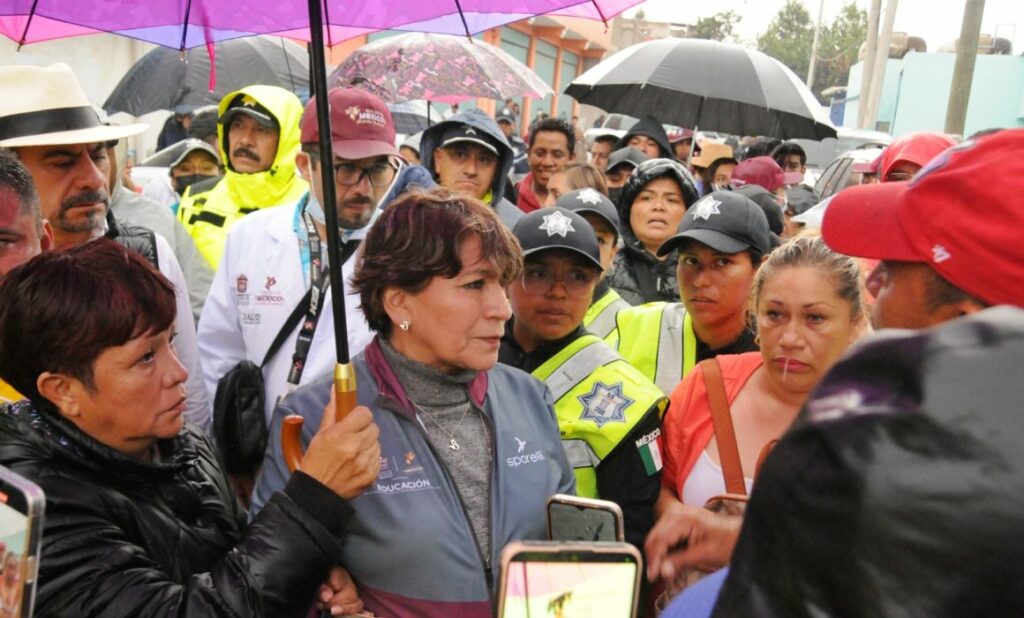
[333,160,398,187]
[521,264,598,298]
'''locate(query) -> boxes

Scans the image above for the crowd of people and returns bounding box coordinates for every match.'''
[0,57,1020,618]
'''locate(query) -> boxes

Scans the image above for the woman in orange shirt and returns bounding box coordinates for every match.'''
[657,234,867,511]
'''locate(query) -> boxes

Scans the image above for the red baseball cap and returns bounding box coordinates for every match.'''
[877,132,957,180]
[300,87,398,160]
[822,129,1024,307]
[731,156,803,192]
[851,151,883,175]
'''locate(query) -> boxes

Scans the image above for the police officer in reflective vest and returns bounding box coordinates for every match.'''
[609,192,773,395]
[556,188,632,339]
[499,206,667,549]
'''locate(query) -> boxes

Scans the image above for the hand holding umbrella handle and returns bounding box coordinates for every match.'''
[282,363,357,472]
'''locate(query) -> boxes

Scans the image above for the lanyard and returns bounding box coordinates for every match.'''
[286,209,331,387]
[683,311,697,378]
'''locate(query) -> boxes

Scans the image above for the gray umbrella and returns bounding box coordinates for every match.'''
[103,36,308,116]
[564,37,837,140]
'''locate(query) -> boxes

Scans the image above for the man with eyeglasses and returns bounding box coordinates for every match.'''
[198,88,404,501]
[499,206,667,553]
[419,108,524,228]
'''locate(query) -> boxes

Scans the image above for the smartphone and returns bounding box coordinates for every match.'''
[0,466,44,618]
[496,541,642,618]
[547,494,624,543]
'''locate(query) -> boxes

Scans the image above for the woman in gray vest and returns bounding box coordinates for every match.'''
[253,188,574,618]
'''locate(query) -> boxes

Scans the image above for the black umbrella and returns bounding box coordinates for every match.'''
[564,38,837,140]
[103,36,308,116]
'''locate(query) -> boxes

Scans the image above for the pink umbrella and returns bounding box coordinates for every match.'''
[1,0,643,467]
[331,33,554,104]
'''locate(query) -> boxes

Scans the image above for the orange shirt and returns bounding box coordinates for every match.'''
[661,352,763,498]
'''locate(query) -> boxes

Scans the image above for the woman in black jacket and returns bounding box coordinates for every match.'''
[607,159,700,305]
[0,240,381,617]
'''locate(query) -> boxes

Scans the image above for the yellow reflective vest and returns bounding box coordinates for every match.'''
[532,333,667,498]
[583,286,631,340]
[607,301,697,396]
[177,85,308,268]
[0,379,22,403]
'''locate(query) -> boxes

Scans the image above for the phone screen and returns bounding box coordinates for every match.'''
[0,491,30,617]
[500,551,637,618]
[548,502,619,542]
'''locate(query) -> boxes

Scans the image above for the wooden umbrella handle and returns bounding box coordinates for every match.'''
[282,363,357,472]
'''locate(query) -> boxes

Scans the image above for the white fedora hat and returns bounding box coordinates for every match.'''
[0,63,147,148]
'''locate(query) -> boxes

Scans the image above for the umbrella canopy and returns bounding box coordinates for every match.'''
[387,100,433,134]
[0,1,642,48]
[104,36,308,116]
[331,32,552,104]
[565,37,837,140]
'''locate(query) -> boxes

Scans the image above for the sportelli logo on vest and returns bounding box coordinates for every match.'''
[515,437,527,453]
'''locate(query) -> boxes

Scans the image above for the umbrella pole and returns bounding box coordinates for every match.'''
[282,0,357,472]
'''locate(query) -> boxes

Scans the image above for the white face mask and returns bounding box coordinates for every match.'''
[305,191,326,226]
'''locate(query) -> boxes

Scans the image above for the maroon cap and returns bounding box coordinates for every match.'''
[732,156,803,192]
[822,130,1024,307]
[300,88,398,160]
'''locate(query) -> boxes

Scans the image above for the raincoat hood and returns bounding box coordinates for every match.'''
[419,108,514,207]
[614,115,673,159]
[216,84,307,207]
[617,157,700,237]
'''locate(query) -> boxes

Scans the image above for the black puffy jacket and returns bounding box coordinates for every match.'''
[608,159,700,305]
[0,402,350,617]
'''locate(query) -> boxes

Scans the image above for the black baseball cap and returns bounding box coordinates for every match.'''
[606,146,649,173]
[495,113,515,125]
[555,188,620,238]
[512,207,603,271]
[220,93,278,130]
[439,123,500,155]
[731,184,784,236]
[657,191,772,257]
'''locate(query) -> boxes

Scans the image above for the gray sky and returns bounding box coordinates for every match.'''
[625,0,1022,54]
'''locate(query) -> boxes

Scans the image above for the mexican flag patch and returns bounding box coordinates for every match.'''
[636,428,663,476]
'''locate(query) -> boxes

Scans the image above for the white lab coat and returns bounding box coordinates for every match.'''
[152,234,212,431]
[197,198,373,425]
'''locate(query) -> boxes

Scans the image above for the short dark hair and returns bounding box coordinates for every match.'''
[771,142,807,167]
[528,118,575,154]
[743,137,782,160]
[924,267,987,312]
[593,134,618,148]
[0,149,41,230]
[0,239,177,402]
[351,187,523,338]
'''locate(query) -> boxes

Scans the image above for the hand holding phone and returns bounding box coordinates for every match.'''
[547,494,624,543]
[497,541,642,618]
[0,466,44,618]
